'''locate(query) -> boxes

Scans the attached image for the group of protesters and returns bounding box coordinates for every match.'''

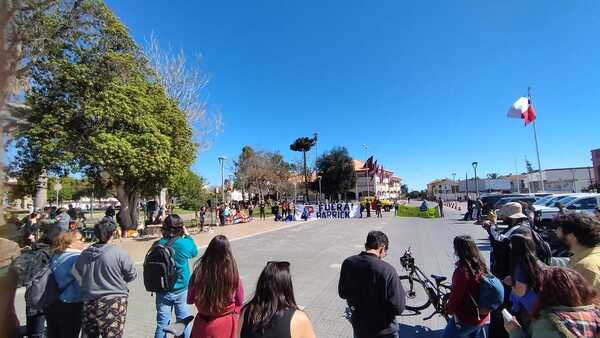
[3,197,600,338]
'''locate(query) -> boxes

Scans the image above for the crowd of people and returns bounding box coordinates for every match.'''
[3,198,599,338]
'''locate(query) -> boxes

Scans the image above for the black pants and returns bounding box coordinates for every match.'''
[26,312,45,338]
[260,209,265,219]
[46,301,83,338]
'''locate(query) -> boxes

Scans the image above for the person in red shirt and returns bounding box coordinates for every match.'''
[443,235,490,338]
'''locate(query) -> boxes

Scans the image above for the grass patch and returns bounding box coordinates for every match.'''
[395,205,439,218]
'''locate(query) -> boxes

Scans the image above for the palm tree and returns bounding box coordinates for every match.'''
[290,136,316,202]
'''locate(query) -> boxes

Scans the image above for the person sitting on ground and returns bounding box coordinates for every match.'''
[555,213,600,293]
[443,236,490,338]
[504,266,600,338]
[46,231,85,338]
[153,215,198,338]
[338,231,406,338]
[238,261,316,338]
[73,219,137,338]
[187,235,243,338]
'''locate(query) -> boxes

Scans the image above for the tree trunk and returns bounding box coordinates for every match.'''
[115,182,140,232]
[34,169,48,210]
[303,150,309,202]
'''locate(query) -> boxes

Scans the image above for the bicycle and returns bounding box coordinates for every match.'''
[398,247,451,322]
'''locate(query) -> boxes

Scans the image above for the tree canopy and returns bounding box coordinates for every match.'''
[315,147,356,198]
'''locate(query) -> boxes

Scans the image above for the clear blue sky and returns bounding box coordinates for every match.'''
[104,0,600,190]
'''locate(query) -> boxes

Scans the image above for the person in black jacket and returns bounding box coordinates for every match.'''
[338,231,406,338]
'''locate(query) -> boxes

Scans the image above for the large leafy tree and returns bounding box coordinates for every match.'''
[12,1,195,228]
[315,147,356,199]
[290,136,316,201]
[233,147,290,200]
[169,169,211,211]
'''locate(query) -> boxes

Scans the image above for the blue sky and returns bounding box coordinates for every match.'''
[102,1,600,190]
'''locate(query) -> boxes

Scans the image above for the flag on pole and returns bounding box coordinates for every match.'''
[507,96,537,126]
[379,166,385,183]
[371,160,378,175]
[363,156,373,170]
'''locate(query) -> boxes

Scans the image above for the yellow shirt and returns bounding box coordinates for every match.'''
[569,245,600,294]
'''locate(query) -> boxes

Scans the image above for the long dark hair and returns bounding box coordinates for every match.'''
[162,214,185,238]
[532,267,597,319]
[192,235,239,315]
[453,236,488,276]
[510,234,542,292]
[243,261,299,333]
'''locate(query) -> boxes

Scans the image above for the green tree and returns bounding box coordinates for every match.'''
[169,169,210,211]
[401,184,409,195]
[290,136,316,201]
[525,159,535,173]
[315,147,355,199]
[487,173,500,179]
[12,1,195,228]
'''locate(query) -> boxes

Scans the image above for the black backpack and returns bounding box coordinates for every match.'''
[143,237,179,292]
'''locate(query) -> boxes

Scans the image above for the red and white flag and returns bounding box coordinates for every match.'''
[507,97,537,126]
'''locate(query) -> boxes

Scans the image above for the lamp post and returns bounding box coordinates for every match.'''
[218,156,226,203]
[317,176,322,202]
[472,162,479,197]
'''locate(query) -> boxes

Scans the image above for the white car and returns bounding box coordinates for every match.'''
[537,194,600,225]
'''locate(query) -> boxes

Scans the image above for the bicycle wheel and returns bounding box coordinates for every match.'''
[399,275,431,311]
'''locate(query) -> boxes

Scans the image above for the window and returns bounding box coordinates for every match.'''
[568,198,597,210]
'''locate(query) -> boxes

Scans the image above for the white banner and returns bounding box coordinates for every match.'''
[295,203,362,220]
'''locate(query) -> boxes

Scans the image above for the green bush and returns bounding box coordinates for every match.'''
[395,205,439,218]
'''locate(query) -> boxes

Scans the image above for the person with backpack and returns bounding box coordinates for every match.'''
[187,235,244,338]
[72,218,137,338]
[504,267,600,338]
[443,236,497,338]
[45,231,84,338]
[482,203,553,338]
[238,261,316,338]
[11,225,62,338]
[148,215,198,338]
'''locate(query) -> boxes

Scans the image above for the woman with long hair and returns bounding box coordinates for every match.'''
[504,267,600,337]
[506,234,544,324]
[443,236,489,338]
[45,231,85,338]
[238,261,315,338]
[187,235,244,338]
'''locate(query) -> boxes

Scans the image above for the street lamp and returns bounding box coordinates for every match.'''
[472,162,479,197]
[317,176,322,202]
[218,156,226,203]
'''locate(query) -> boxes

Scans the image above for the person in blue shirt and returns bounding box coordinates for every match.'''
[154,215,199,338]
[46,231,85,338]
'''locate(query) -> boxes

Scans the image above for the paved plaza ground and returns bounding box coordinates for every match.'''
[15,203,488,338]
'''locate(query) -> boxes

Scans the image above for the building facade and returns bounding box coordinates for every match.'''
[352,160,401,200]
[592,149,600,188]
[524,167,595,193]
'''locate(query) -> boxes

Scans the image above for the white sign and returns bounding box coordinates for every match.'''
[54,183,63,191]
[295,203,361,220]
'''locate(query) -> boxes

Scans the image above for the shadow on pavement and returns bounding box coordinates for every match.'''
[398,324,443,338]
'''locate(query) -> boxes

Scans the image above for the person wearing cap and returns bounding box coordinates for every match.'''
[153,215,198,338]
[482,202,536,338]
[72,218,137,338]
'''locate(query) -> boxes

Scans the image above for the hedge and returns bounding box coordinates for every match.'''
[395,205,440,218]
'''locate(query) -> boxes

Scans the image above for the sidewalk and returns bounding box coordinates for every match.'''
[115,217,308,263]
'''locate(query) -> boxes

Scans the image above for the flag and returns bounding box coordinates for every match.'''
[363,156,373,170]
[379,166,385,183]
[370,160,378,175]
[507,96,537,126]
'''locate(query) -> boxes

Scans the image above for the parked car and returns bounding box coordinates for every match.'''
[531,194,578,212]
[495,196,538,219]
[536,194,600,226]
[481,193,530,215]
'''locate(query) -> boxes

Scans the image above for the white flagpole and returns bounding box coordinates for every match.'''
[528,86,545,192]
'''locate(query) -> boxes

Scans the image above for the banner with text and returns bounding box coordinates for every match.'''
[295,203,361,220]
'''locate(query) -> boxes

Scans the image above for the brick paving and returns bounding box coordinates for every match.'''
[14,204,488,337]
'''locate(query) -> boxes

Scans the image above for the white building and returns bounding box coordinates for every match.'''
[525,167,595,193]
[426,179,461,201]
[352,160,401,200]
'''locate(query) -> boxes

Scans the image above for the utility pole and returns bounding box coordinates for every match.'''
[362,144,369,198]
[218,156,226,203]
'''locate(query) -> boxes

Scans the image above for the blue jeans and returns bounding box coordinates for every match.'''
[154,289,192,338]
[442,318,486,338]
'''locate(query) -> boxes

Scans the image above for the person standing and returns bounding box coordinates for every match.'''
[259,200,266,220]
[504,267,600,338]
[73,219,137,338]
[443,236,490,338]
[238,261,316,338]
[438,197,445,218]
[199,206,206,232]
[153,215,199,338]
[248,203,254,220]
[338,231,406,338]
[375,199,383,218]
[465,198,474,221]
[46,231,85,338]
[187,235,244,338]
[365,200,371,218]
[555,213,600,293]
